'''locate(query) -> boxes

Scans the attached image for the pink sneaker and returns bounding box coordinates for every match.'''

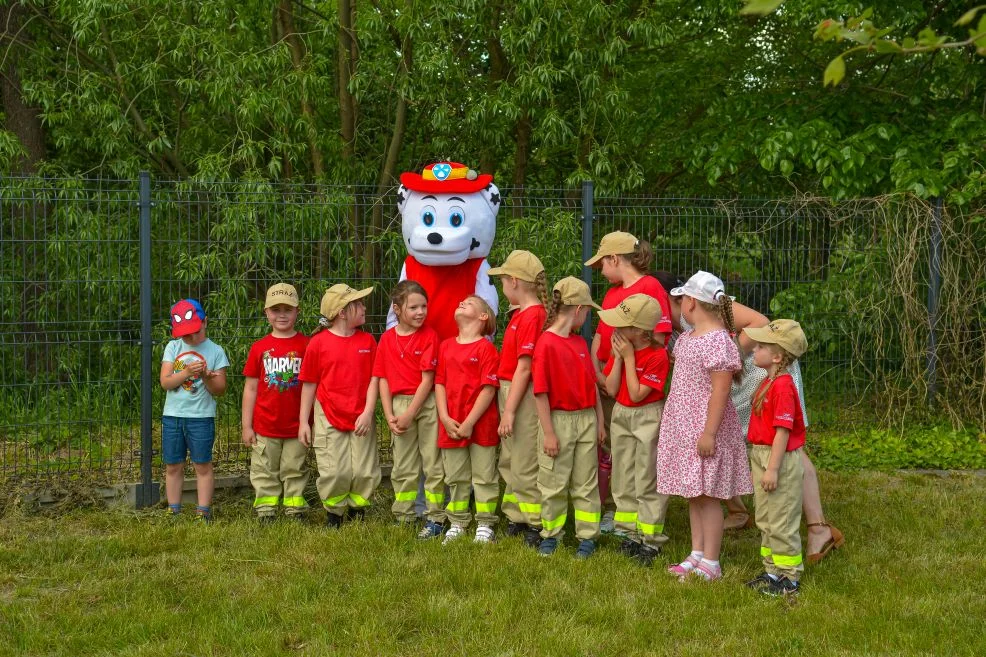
[667,554,701,577]
[691,561,722,581]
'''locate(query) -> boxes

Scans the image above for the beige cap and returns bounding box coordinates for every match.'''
[584,231,639,267]
[744,319,808,358]
[553,277,601,310]
[487,250,544,283]
[597,294,661,331]
[265,283,299,309]
[320,283,373,320]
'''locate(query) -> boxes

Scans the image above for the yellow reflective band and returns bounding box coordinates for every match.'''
[446,500,470,512]
[573,509,601,523]
[772,553,803,567]
[349,493,371,507]
[282,496,307,508]
[637,521,663,535]
[542,514,567,530]
[517,502,542,514]
[761,546,773,558]
[475,502,497,513]
[614,511,638,523]
[424,490,445,504]
[502,493,519,505]
[253,496,279,507]
[323,494,348,507]
[394,490,417,502]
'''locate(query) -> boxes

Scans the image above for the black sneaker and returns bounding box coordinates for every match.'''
[506,521,529,537]
[618,538,643,557]
[523,527,543,548]
[745,572,776,591]
[762,576,799,596]
[347,508,367,522]
[325,513,343,529]
[633,544,661,567]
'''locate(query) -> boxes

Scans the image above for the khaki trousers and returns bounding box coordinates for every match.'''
[751,445,805,580]
[498,381,542,528]
[250,434,310,516]
[442,443,499,528]
[610,401,669,548]
[313,401,381,517]
[390,394,445,524]
[538,408,600,541]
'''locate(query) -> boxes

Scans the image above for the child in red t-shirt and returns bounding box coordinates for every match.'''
[532,277,605,559]
[742,319,809,596]
[373,281,445,537]
[600,294,671,565]
[298,284,381,529]
[487,250,549,544]
[242,284,310,523]
[434,295,500,544]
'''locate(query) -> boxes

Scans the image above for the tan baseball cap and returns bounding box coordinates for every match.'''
[584,231,639,267]
[554,277,601,310]
[487,250,544,282]
[597,294,661,331]
[265,283,299,309]
[320,283,373,320]
[744,319,808,358]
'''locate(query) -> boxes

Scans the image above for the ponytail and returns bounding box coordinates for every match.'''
[543,289,564,331]
[622,239,653,274]
[717,294,743,385]
[533,271,550,312]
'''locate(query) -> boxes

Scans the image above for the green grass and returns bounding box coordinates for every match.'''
[2,472,985,656]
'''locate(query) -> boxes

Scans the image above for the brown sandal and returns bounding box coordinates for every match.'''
[806,522,844,565]
[723,512,755,531]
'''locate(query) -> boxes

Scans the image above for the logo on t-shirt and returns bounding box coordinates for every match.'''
[776,412,794,422]
[263,350,302,393]
[174,351,206,393]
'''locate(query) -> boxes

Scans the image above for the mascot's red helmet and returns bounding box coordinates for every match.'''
[400,162,493,194]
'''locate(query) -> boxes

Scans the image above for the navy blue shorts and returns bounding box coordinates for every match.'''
[162,416,216,464]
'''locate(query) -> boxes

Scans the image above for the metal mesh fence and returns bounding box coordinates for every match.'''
[0,175,955,491]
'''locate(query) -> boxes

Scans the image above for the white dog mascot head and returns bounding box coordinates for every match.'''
[397,162,501,266]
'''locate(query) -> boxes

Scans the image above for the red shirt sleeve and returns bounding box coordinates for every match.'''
[514,311,542,359]
[435,341,449,387]
[479,341,499,388]
[532,338,550,395]
[644,278,674,334]
[639,348,669,391]
[770,376,798,430]
[242,341,262,378]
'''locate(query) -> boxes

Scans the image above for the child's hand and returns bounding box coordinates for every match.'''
[542,433,560,457]
[242,427,256,446]
[395,412,413,433]
[610,334,624,361]
[612,333,633,360]
[597,422,607,446]
[697,431,716,457]
[596,375,611,396]
[203,368,218,380]
[354,410,373,436]
[498,411,514,438]
[457,420,474,440]
[442,417,462,440]
[185,361,205,378]
[761,468,778,492]
[298,424,312,447]
[387,415,404,436]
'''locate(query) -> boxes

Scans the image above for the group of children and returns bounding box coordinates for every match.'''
[160,231,816,596]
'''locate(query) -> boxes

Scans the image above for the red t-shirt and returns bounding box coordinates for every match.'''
[242,333,309,438]
[595,276,673,363]
[497,304,547,381]
[435,338,500,449]
[747,373,806,451]
[372,326,440,396]
[298,330,376,432]
[602,345,669,407]
[532,332,597,411]
[404,256,485,342]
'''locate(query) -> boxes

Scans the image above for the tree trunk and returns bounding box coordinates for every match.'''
[338,0,357,162]
[276,0,325,179]
[1,3,46,172]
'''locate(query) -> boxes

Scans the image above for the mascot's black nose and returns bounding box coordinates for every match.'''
[427,233,443,245]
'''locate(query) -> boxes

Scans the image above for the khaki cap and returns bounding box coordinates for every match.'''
[584,231,639,267]
[597,294,661,331]
[265,283,299,309]
[487,250,544,283]
[320,283,373,320]
[743,319,808,358]
[553,277,601,310]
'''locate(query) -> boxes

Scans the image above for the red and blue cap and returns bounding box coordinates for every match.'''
[170,299,206,337]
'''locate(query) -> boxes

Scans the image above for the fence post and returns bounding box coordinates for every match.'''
[926,196,943,405]
[136,172,159,508]
[581,180,594,341]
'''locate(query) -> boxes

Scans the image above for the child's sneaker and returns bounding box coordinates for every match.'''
[618,538,642,557]
[538,537,559,556]
[762,576,799,596]
[506,521,529,537]
[523,527,543,548]
[286,513,307,525]
[417,521,444,540]
[257,514,276,526]
[442,524,466,545]
[634,544,661,567]
[474,524,496,544]
[691,560,722,581]
[325,513,343,529]
[347,508,367,522]
[193,509,213,525]
[668,554,702,578]
[574,539,597,560]
[745,572,776,591]
[599,510,616,534]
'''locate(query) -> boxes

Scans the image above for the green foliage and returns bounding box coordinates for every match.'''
[811,425,986,471]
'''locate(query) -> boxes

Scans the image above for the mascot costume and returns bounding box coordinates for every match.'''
[387,162,501,340]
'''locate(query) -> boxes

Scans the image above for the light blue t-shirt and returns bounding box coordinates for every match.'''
[162,337,230,418]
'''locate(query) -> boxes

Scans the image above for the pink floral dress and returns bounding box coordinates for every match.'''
[656,329,753,500]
